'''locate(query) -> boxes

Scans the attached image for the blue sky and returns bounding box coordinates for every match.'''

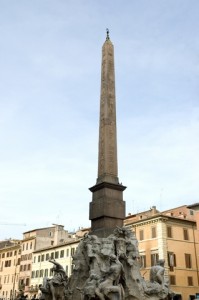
[0,1,199,239]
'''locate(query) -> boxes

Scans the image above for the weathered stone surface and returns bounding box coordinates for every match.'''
[89,33,126,238]
[39,260,68,300]
[39,227,171,300]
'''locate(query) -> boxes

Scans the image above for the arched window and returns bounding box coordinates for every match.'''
[25,278,30,286]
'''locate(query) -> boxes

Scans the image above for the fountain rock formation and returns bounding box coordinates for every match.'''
[39,227,172,300]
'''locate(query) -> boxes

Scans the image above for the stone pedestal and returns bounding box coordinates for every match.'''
[89,182,126,237]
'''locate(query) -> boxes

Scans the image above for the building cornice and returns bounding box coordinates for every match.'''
[125,214,196,228]
[33,239,80,253]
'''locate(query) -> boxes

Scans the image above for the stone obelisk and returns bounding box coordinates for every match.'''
[89,30,126,238]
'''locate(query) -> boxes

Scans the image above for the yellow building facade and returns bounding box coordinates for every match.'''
[0,240,21,300]
[124,207,199,300]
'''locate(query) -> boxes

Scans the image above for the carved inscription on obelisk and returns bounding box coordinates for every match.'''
[97,37,118,184]
[89,31,126,237]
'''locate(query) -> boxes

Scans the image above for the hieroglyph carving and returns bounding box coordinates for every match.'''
[98,41,118,179]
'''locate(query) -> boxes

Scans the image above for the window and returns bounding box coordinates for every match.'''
[66,249,69,257]
[28,253,32,260]
[40,270,44,277]
[20,265,23,271]
[190,210,194,216]
[33,256,36,263]
[41,255,45,262]
[151,226,157,238]
[26,243,28,250]
[55,251,59,259]
[183,228,189,240]
[185,253,192,268]
[7,252,9,257]
[38,255,41,263]
[10,252,12,257]
[51,241,54,246]
[2,253,5,258]
[46,253,49,261]
[170,275,176,285]
[139,230,144,241]
[27,264,31,271]
[151,253,159,266]
[30,242,32,249]
[7,275,9,283]
[167,226,172,238]
[14,250,17,256]
[60,250,64,258]
[168,252,176,271]
[139,255,146,268]
[50,268,53,276]
[35,270,39,278]
[20,281,24,288]
[51,253,54,259]
[25,278,29,286]
[65,266,68,276]
[44,269,48,277]
[71,248,75,256]
[5,260,11,267]
[31,271,35,279]
[188,276,193,286]
[24,265,26,271]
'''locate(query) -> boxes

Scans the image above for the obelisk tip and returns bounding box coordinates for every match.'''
[106,28,110,40]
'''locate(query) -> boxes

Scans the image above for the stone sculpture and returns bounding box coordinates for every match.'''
[39,259,68,300]
[39,227,172,300]
[64,226,172,300]
[150,259,165,287]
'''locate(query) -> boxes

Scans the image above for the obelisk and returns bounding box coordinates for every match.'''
[89,30,126,238]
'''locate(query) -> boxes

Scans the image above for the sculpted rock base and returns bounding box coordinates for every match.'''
[40,227,172,300]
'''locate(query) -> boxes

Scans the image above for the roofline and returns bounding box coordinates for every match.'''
[125,213,196,226]
[161,204,187,213]
[187,203,199,208]
[33,239,80,253]
[23,226,55,234]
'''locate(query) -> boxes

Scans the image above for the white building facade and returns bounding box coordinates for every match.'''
[30,240,80,297]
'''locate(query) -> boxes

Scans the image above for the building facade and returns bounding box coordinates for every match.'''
[124,206,199,300]
[30,240,80,297]
[19,224,75,297]
[0,240,21,300]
